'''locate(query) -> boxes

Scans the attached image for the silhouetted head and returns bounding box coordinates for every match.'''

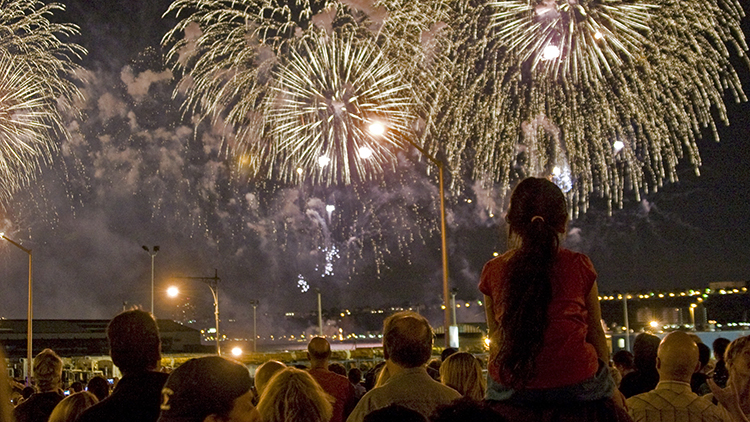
[713,337,731,362]
[363,404,427,422]
[107,309,161,374]
[656,331,699,382]
[33,349,63,392]
[257,368,332,422]
[159,356,257,422]
[507,177,568,243]
[633,333,661,372]
[254,360,286,398]
[439,352,485,401]
[383,311,433,369]
[86,376,110,402]
[307,337,331,363]
[48,391,98,422]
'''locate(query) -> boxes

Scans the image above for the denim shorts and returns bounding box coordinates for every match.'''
[485,359,616,405]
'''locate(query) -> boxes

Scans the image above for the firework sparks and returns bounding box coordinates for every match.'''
[261,34,416,184]
[435,0,748,212]
[0,1,85,203]
[163,0,449,183]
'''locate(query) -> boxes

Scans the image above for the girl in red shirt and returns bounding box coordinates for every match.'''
[479,177,616,404]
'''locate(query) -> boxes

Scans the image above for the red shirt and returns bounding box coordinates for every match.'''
[479,248,599,389]
[308,368,355,422]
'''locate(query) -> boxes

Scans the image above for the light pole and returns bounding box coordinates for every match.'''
[315,288,323,336]
[142,246,159,314]
[250,300,258,352]
[368,122,451,347]
[1,233,33,385]
[171,269,221,355]
[622,294,631,351]
[450,288,458,326]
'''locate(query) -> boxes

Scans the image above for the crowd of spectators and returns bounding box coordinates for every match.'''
[3,308,748,422]
[2,178,749,422]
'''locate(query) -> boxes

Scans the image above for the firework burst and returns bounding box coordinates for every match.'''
[260,34,416,185]
[436,0,748,213]
[0,0,85,202]
[163,0,449,183]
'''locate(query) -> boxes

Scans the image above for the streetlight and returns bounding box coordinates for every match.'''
[141,245,159,314]
[368,122,452,347]
[1,233,33,385]
[170,269,221,355]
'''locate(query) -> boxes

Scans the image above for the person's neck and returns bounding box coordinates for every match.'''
[658,373,690,385]
[310,360,328,370]
[385,360,420,377]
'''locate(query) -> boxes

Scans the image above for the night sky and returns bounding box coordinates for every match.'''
[0,0,748,335]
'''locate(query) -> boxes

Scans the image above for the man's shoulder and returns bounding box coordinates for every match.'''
[627,386,720,413]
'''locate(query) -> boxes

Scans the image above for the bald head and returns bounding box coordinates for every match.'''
[657,331,700,382]
[308,337,332,362]
[255,360,286,397]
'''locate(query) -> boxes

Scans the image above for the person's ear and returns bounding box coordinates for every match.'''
[693,361,701,374]
[655,357,661,370]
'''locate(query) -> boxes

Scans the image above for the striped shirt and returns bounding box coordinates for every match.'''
[627,381,733,422]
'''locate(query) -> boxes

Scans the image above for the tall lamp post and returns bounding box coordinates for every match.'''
[315,288,323,337]
[170,269,221,355]
[142,246,159,314]
[368,123,451,347]
[1,233,33,385]
[249,300,258,352]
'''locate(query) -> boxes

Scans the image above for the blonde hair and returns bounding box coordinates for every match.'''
[48,391,98,422]
[725,336,750,372]
[439,352,486,401]
[257,368,333,422]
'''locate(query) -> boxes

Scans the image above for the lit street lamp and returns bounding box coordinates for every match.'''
[1,233,33,385]
[142,245,159,314]
[369,122,452,347]
[170,269,221,355]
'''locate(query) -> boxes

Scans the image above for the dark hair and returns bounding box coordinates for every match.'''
[21,386,34,400]
[347,368,362,385]
[697,342,711,368]
[86,376,110,401]
[107,309,161,373]
[308,337,332,361]
[363,404,427,422]
[383,311,433,368]
[70,381,84,393]
[494,177,567,388]
[441,348,458,362]
[328,363,346,376]
[612,350,635,369]
[713,337,731,361]
[633,333,661,372]
[431,397,505,422]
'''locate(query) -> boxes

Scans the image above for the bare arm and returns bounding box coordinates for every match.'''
[585,281,609,362]
[484,295,496,335]
[709,378,750,422]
